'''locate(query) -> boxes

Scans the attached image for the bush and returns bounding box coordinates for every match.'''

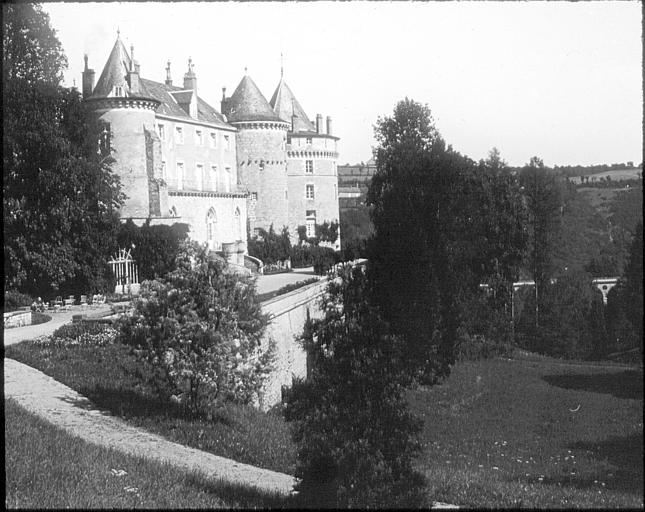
[290,245,341,275]
[3,290,33,312]
[284,265,425,507]
[117,219,190,281]
[115,241,273,418]
[47,321,117,347]
[247,225,291,265]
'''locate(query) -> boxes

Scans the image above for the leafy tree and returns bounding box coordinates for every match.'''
[116,241,272,416]
[519,158,563,328]
[284,265,425,507]
[248,224,291,264]
[616,223,643,346]
[117,220,190,281]
[3,3,124,297]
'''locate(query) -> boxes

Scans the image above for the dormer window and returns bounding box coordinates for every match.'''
[306,137,312,145]
[114,86,124,97]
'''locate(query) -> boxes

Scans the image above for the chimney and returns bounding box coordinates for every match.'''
[221,87,229,116]
[81,54,95,99]
[127,44,140,94]
[165,60,172,86]
[183,57,197,92]
[316,114,323,134]
[326,116,332,135]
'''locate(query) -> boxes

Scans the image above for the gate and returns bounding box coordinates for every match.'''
[108,248,139,294]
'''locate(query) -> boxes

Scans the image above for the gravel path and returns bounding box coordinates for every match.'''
[4,358,298,496]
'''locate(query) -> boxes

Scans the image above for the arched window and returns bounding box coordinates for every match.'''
[234,207,242,240]
[206,208,218,250]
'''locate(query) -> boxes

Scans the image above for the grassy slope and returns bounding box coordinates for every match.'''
[5,339,643,508]
[410,358,643,508]
[4,398,289,509]
[4,342,297,475]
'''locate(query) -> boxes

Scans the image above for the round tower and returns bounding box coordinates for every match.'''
[83,35,165,223]
[222,73,290,235]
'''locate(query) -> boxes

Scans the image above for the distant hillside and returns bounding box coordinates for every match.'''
[569,168,642,185]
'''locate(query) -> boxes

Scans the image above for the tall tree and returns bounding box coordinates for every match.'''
[519,157,563,328]
[3,3,124,297]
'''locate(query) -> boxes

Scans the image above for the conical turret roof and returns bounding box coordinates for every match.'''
[91,34,151,99]
[225,74,284,123]
[270,78,315,133]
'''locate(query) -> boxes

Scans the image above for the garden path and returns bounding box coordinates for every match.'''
[3,304,113,347]
[4,358,298,496]
[254,266,318,295]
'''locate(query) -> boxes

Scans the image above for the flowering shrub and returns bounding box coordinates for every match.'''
[115,241,273,417]
[36,325,117,347]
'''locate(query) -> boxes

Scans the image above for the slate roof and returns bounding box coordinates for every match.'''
[89,36,230,128]
[225,75,284,123]
[140,79,231,128]
[91,36,135,98]
[269,78,315,133]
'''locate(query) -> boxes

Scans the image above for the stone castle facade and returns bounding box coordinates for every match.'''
[81,34,340,261]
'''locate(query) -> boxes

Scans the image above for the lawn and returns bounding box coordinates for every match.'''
[4,398,289,509]
[410,357,643,508]
[5,338,643,508]
[4,341,297,475]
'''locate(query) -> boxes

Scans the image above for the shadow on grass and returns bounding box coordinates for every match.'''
[542,370,643,400]
[569,433,644,494]
[70,385,234,427]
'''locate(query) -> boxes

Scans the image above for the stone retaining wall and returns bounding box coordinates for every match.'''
[4,310,32,329]
[257,278,328,410]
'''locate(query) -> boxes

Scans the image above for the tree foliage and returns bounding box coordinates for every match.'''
[284,265,425,507]
[247,224,291,264]
[519,158,563,327]
[116,220,190,281]
[367,99,527,383]
[3,3,124,297]
[116,242,272,416]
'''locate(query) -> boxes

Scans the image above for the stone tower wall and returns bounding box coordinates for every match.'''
[95,105,158,219]
[234,124,289,234]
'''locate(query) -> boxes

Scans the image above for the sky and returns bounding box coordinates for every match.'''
[43,1,642,167]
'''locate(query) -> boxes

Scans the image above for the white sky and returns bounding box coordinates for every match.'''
[44,1,642,167]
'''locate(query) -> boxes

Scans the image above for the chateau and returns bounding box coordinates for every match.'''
[82,33,340,264]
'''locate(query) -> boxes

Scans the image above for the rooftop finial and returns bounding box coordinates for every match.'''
[130,44,134,71]
[244,66,248,75]
[188,57,192,71]
[84,54,88,70]
[280,52,283,79]
[117,27,120,37]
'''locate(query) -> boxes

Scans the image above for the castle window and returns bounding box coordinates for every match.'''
[195,130,203,146]
[176,161,184,190]
[306,184,315,200]
[161,160,166,179]
[98,122,110,156]
[114,86,124,97]
[224,167,231,193]
[196,163,204,191]
[234,207,242,239]
[210,132,217,148]
[175,126,184,144]
[306,137,312,145]
[334,183,337,200]
[157,124,165,140]
[305,160,314,174]
[210,165,218,191]
[206,208,218,250]
[224,135,231,151]
[251,192,258,201]
[306,210,316,238]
